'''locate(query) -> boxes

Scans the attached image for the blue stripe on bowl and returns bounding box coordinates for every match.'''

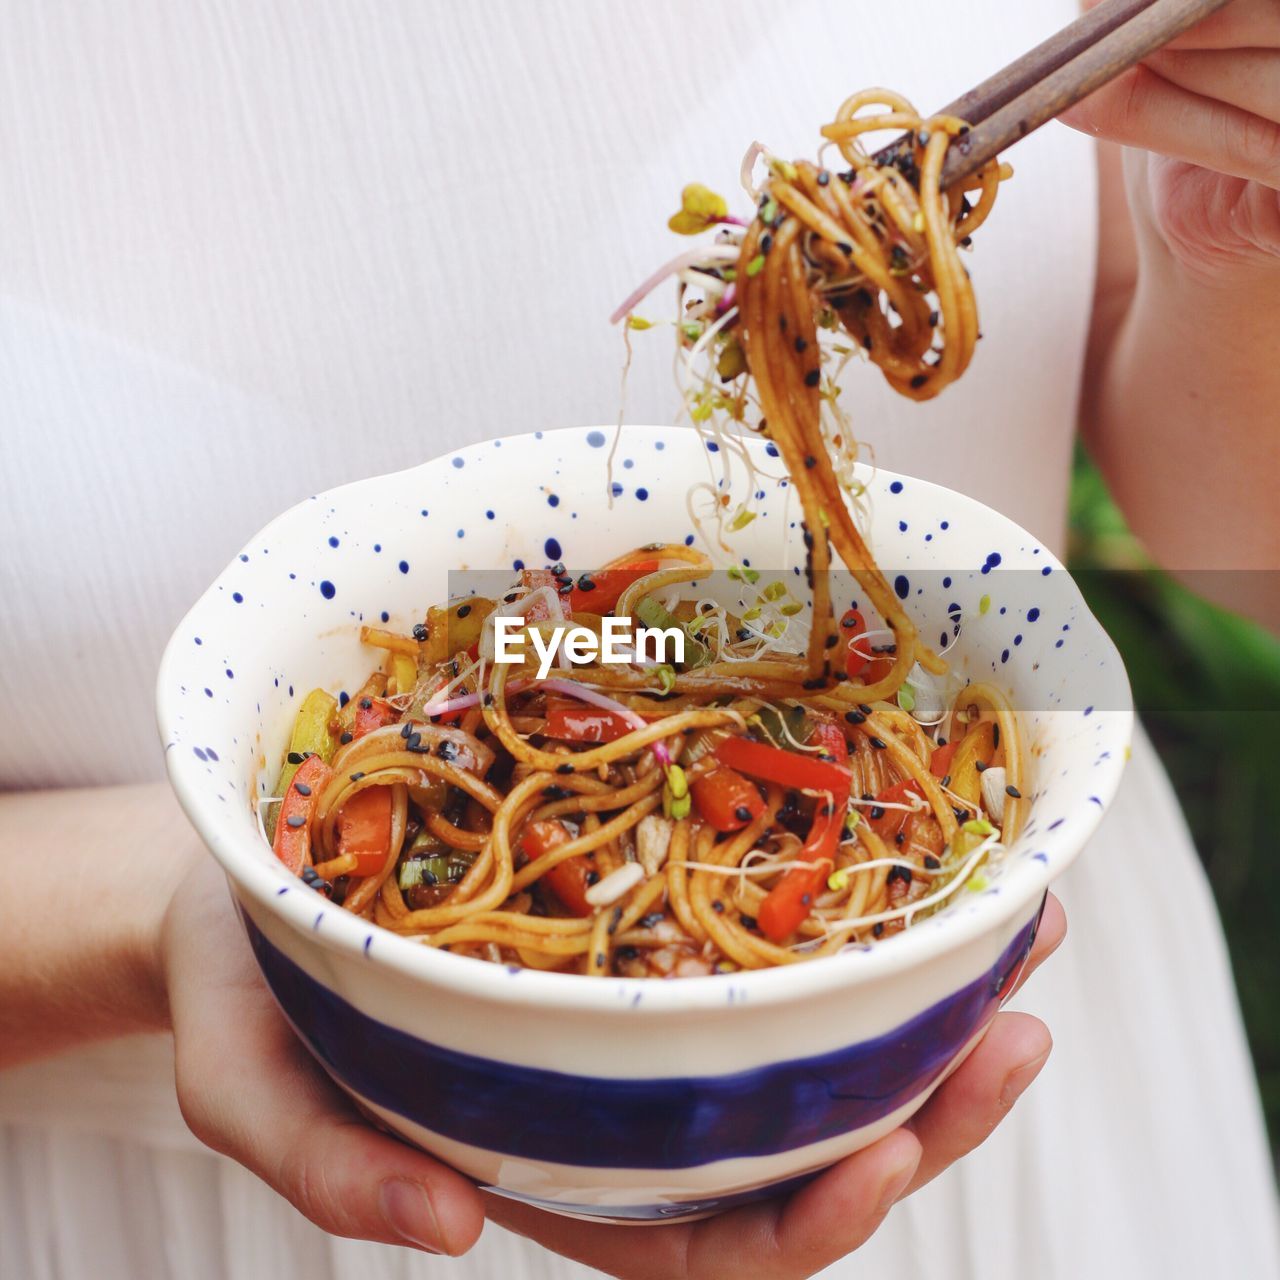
[243,908,1039,1170]
[486,1170,819,1220]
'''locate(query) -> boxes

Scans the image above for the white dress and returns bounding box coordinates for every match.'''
[1,2,1276,1277]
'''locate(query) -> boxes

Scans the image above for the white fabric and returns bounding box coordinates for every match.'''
[1,1,1276,1277]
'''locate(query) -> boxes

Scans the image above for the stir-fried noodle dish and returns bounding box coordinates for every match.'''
[265,91,1023,977]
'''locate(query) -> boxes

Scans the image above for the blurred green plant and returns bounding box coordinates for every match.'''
[1068,447,1280,1160]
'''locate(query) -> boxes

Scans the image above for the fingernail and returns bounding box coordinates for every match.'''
[1001,1046,1052,1109]
[875,1145,920,1214]
[379,1177,444,1254]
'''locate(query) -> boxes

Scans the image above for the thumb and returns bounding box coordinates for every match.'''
[164,860,485,1254]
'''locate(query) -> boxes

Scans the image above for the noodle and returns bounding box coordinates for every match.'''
[264,89,1020,977]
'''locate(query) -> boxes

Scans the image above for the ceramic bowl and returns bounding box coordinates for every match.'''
[158,425,1132,1223]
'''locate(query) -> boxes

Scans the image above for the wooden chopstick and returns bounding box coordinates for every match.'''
[937,0,1234,186]
[938,0,1158,129]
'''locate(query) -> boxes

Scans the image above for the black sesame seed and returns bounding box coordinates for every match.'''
[802,677,825,691]
[1006,784,1022,799]
[845,710,866,725]
[870,805,885,820]
[639,912,664,929]
[800,893,812,907]
[794,337,808,353]
[359,697,373,710]
[286,751,304,764]
[869,736,887,750]
[735,806,752,822]
[576,575,596,592]
[406,732,423,750]
[482,693,494,707]
[872,922,885,937]
[910,374,927,389]
[542,785,568,799]
[953,806,969,822]
[837,241,853,256]
[456,603,472,619]
[585,870,600,886]
[760,232,773,253]
[339,731,354,744]
[804,370,821,388]
[740,913,758,930]
[993,724,1001,748]
[294,782,311,797]
[817,170,830,186]
[825,634,839,648]
[712,900,725,914]
[888,864,912,885]
[400,722,413,738]
[286,814,306,829]
[350,771,365,781]
[556,762,574,775]
[895,831,906,845]
[924,855,941,869]
[412,622,429,641]
[858,704,872,715]
[595,952,606,968]
[804,453,817,468]
[975,759,988,773]
[549,562,565,576]
[436,740,460,762]
[941,774,951,787]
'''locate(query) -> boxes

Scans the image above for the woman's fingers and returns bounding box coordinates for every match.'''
[1163,0,1280,51]
[487,1129,923,1280]
[489,900,1065,1279]
[1080,0,1280,50]
[1062,66,1280,188]
[901,1011,1052,1194]
[163,861,485,1255]
[1003,891,1067,1001]
[1144,48,1280,123]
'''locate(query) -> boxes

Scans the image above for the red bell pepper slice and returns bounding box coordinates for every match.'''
[520,819,596,916]
[353,695,401,739]
[929,739,960,779]
[867,778,925,843]
[757,774,852,943]
[691,765,765,832]
[715,734,852,797]
[336,784,394,877]
[841,608,869,679]
[807,716,850,765]
[568,560,658,615]
[272,754,333,874]
[544,696,640,745]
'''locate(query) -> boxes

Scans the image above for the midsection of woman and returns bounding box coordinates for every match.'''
[2,3,1276,1279]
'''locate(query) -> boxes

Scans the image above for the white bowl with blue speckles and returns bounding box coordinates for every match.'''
[157,425,1132,1223]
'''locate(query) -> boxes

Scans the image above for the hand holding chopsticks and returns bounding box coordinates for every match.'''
[874,0,1241,187]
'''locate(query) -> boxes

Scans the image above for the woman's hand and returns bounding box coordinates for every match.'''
[162,845,1062,1277]
[1069,0,1280,627]
[1065,0,1280,276]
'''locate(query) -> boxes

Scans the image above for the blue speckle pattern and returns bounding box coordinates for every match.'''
[158,425,1133,1224]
